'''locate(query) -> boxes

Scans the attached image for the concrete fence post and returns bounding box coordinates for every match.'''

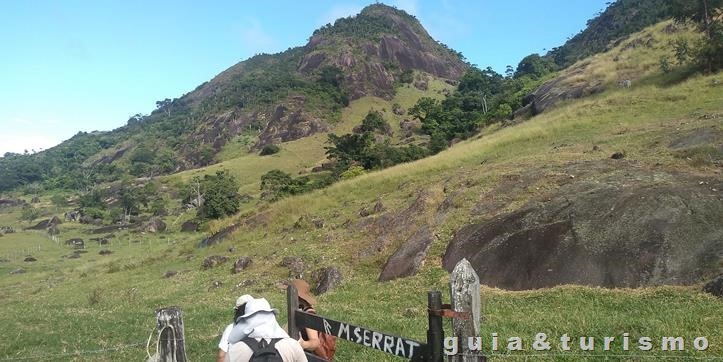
[156,306,187,362]
[449,258,484,362]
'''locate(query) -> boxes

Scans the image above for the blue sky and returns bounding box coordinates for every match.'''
[0,0,609,155]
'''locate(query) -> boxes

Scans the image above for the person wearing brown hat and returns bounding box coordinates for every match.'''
[289,279,321,353]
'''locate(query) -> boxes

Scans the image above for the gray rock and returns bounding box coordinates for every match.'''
[378,227,434,281]
[181,220,198,232]
[164,270,178,278]
[315,266,342,294]
[202,255,229,270]
[65,238,85,249]
[143,218,166,233]
[24,256,37,262]
[10,268,26,275]
[232,257,252,274]
[281,256,305,278]
[443,176,723,290]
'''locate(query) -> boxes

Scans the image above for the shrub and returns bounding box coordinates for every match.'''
[197,170,241,220]
[260,144,281,156]
[340,165,366,180]
[20,205,41,221]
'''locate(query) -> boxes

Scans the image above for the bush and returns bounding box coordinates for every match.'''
[260,144,281,156]
[197,170,241,220]
[340,165,366,180]
[20,205,41,221]
[50,194,68,207]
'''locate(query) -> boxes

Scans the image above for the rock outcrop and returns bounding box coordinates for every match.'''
[443,175,723,290]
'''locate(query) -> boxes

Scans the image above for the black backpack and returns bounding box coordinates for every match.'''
[242,337,284,362]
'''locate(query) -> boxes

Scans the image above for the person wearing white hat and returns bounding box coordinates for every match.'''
[225,297,307,362]
[217,294,254,362]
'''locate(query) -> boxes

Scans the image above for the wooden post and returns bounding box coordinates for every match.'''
[449,259,484,362]
[427,291,444,362]
[287,283,299,339]
[156,306,187,362]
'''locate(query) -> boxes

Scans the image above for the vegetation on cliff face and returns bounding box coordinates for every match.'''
[0,3,468,193]
[546,0,674,68]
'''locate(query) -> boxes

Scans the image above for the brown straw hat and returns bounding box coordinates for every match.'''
[289,279,317,306]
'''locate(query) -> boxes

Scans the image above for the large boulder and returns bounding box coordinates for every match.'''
[443,175,723,290]
[181,220,199,232]
[143,218,166,233]
[378,227,434,281]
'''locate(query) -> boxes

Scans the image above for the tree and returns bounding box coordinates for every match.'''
[408,97,441,123]
[669,0,723,72]
[514,53,555,79]
[198,170,240,220]
[155,98,174,117]
[260,170,294,201]
[358,111,389,134]
[119,182,141,222]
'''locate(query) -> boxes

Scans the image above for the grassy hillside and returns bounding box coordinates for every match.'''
[1,35,721,360]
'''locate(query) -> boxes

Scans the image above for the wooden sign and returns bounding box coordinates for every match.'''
[295,310,426,360]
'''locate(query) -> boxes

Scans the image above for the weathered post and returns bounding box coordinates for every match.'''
[287,283,299,339]
[156,306,187,362]
[449,259,484,362]
[427,291,444,362]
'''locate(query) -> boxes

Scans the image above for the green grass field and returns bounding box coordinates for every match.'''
[1,23,722,361]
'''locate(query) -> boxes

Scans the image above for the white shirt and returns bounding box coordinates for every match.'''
[225,337,308,362]
[219,324,233,352]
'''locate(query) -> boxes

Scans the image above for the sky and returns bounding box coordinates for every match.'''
[0,0,609,156]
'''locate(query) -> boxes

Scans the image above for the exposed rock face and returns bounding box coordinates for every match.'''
[256,102,330,147]
[202,255,229,270]
[143,218,166,233]
[379,227,434,281]
[443,175,723,290]
[27,216,62,231]
[232,257,252,274]
[0,199,25,208]
[315,266,343,294]
[1,226,15,234]
[517,67,605,117]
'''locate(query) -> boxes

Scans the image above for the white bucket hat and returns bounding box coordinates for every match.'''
[238,297,278,319]
[235,294,253,310]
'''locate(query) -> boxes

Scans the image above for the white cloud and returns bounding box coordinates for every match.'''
[317,4,363,27]
[239,19,277,55]
[392,0,419,16]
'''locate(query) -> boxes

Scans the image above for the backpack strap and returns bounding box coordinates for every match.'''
[241,337,281,356]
